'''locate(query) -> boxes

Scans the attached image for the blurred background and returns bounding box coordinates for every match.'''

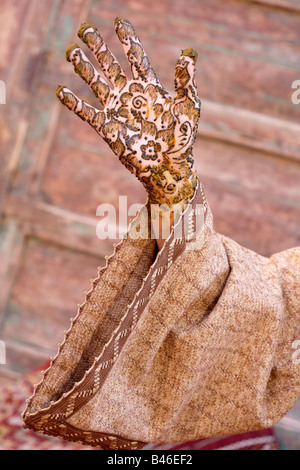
[0,0,300,450]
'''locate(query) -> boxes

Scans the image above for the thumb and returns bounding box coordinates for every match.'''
[174,48,200,108]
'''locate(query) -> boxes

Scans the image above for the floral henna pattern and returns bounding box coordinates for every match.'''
[141,141,161,161]
[56,18,201,205]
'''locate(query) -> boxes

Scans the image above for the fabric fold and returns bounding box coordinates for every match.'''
[22,180,300,449]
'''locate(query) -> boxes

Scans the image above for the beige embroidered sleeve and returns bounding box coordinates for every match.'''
[22,181,300,449]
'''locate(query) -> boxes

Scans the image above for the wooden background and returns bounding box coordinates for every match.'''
[0,0,300,386]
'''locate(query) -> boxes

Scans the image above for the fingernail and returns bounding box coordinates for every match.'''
[78,23,96,40]
[56,85,65,98]
[181,48,198,64]
[65,43,80,62]
[114,17,122,27]
[114,17,130,29]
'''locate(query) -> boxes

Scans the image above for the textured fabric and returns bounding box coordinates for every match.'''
[22,180,300,449]
[0,364,278,450]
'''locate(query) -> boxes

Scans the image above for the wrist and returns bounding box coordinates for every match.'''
[150,172,198,250]
[147,168,197,206]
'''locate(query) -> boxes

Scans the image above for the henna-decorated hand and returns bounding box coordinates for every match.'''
[56,18,200,205]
